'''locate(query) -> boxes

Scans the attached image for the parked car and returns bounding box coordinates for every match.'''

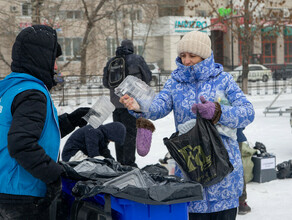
[147,62,161,86]
[229,64,272,82]
[272,64,292,80]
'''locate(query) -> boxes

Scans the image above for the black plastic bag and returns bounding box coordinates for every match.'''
[163,114,233,187]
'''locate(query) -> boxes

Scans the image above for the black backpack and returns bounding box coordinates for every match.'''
[107,56,127,88]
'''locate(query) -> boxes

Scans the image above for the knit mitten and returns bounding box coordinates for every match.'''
[192,96,222,124]
[136,118,155,157]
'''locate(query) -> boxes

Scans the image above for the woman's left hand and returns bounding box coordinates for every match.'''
[191,96,215,120]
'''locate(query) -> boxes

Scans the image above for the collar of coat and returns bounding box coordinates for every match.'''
[171,52,223,83]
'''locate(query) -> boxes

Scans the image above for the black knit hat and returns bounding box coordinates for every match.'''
[99,122,126,145]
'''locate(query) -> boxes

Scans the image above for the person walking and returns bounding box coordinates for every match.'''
[103,39,152,167]
[120,31,255,219]
[237,128,252,215]
[62,122,126,162]
[0,25,89,219]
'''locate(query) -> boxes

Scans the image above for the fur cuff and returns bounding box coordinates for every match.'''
[136,118,155,132]
[212,102,222,124]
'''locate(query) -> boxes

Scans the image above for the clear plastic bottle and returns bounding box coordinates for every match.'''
[115,75,156,112]
[82,96,115,128]
[214,90,237,140]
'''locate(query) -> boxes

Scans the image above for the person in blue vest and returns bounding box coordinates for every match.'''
[0,25,89,219]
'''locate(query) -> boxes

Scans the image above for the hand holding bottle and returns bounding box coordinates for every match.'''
[119,94,141,112]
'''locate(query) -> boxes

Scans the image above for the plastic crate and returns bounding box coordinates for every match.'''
[110,198,188,220]
[61,178,188,220]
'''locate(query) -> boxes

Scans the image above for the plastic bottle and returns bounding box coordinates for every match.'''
[82,96,115,128]
[114,75,155,112]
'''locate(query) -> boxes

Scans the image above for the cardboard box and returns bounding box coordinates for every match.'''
[252,155,277,183]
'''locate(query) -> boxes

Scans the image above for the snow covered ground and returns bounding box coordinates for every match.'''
[58,92,292,220]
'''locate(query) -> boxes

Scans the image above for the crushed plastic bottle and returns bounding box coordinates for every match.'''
[114,75,155,112]
[82,96,115,129]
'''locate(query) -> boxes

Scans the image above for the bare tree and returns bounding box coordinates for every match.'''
[188,0,291,94]
[31,0,44,24]
[0,0,161,81]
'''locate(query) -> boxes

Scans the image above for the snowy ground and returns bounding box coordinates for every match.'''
[58,92,292,220]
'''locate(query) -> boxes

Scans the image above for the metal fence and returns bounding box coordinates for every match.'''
[50,75,292,107]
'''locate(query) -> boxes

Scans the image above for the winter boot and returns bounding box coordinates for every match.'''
[238,201,251,215]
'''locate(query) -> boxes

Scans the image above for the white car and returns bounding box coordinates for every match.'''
[229,64,272,82]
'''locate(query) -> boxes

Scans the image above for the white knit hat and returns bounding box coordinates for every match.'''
[177,31,211,59]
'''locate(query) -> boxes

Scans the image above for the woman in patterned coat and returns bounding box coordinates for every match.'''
[120,31,255,220]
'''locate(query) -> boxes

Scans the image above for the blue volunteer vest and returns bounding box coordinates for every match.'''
[0,73,60,197]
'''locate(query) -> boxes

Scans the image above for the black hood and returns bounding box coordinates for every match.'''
[99,122,126,145]
[11,25,62,90]
[116,39,134,56]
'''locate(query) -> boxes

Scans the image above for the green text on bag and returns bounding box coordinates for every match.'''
[178,144,212,172]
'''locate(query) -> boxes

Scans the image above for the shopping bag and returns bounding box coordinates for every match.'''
[163,114,233,187]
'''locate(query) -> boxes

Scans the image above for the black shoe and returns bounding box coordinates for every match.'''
[238,201,251,215]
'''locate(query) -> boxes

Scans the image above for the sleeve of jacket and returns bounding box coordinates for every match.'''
[7,90,63,184]
[218,74,255,128]
[84,129,103,158]
[139,56,152,84]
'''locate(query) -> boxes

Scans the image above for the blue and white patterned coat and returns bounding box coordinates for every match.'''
[131,53,255,213]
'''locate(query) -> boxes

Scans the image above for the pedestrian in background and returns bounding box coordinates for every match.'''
[103,39,152,167]
[120,30,255,220]
[237,128,252,215]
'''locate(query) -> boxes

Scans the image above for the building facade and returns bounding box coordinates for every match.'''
[0,0,291,78]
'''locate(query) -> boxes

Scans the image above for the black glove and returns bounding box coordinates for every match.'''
[67,107,90,128]
[37,177,62,207]
[59,161,85,180]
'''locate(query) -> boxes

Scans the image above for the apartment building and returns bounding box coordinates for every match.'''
[0,0,291,77]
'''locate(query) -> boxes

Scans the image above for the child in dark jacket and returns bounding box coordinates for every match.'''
[62,122,126,162]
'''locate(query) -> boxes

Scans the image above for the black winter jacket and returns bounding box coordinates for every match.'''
[62,123,126,162]
[103,40,152,108]
[0,26,73,204]
[7,90,75,184]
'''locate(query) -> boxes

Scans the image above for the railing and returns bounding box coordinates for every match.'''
[50,75,292,107]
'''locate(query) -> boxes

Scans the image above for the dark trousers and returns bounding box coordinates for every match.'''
[113,108,137,166]
[189,208,237,220]
[0,201,50,220]
[238,142,247,202]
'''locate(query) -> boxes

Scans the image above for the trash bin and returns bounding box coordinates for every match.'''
[61,178,189,220]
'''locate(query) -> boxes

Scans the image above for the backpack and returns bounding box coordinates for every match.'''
[107,56,127,88]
